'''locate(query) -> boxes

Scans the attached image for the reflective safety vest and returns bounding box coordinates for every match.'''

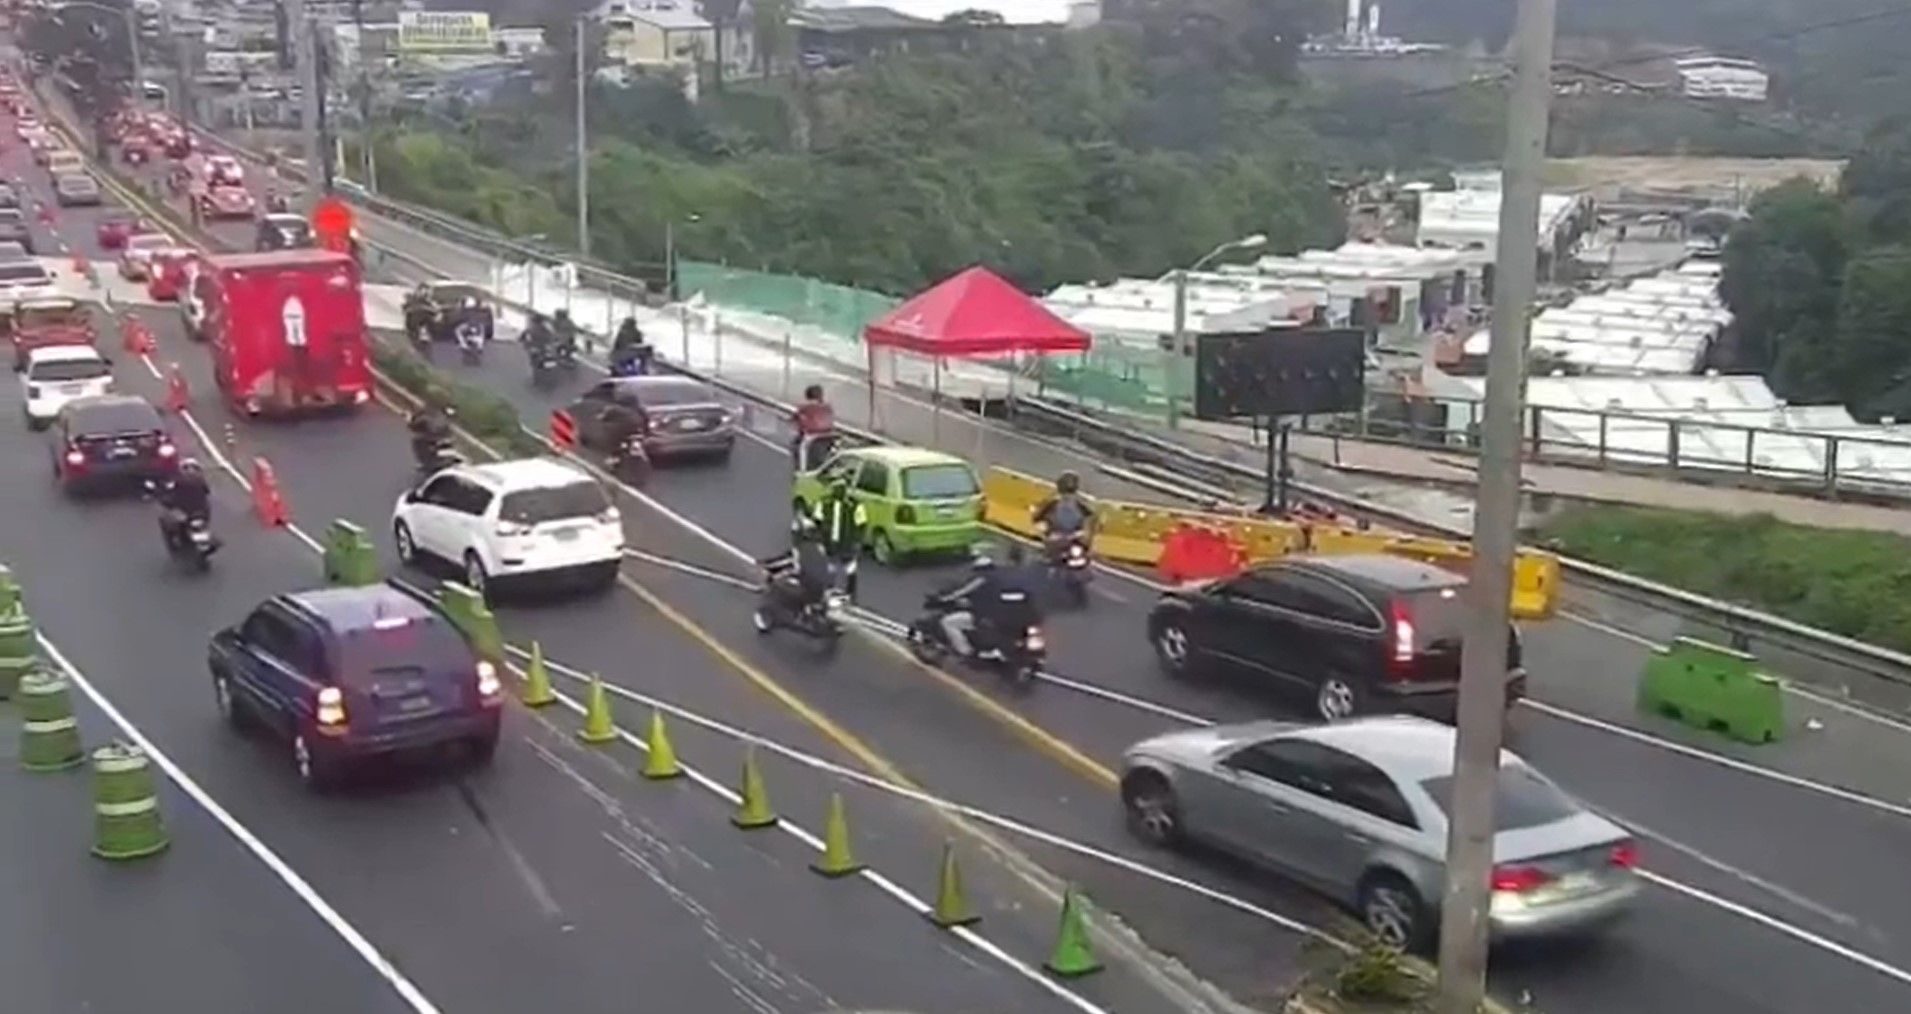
[813,496,867,550]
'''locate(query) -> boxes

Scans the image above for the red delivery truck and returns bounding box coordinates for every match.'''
[184,249,372,416]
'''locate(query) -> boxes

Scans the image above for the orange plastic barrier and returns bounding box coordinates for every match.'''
[252,457,288,527]
[164,363,189,413]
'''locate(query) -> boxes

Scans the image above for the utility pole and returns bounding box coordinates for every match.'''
[122,7,143,105]
[1434,0,1557,1011]
[1166,268,1187,429]
[574,17,590,257]
[290,0,322,213]
[352,0,374,191]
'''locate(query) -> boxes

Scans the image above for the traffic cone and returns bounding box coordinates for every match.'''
[164,363,189,413]
[576,675,617,744]
[1043,887,1103,978]
[251,457,288,527]
[730,746,778,829]
[640,709,682,780]
[928,841,979,928]
[519,642,555,707]
[17,670,84,773]
[810,793,864,878]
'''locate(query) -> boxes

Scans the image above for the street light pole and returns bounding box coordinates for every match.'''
[1165,233,1268,429]
[54,3,141,106]
[574,17,590,258]
[1433,0,1557,1010]
[290,0,322,213]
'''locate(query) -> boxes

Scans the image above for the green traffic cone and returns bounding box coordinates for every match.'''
[640,710,683,780]
[730,746,778,829]
[520,642,555,707]
[1043,887,1102,978]
[810,793,864,878]
[576,676,617,744]
[928,841,979,928]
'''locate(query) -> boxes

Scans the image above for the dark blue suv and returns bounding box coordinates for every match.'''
[209,582,503,790]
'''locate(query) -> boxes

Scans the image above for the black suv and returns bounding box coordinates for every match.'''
[1148,554,1525,723]
[255,213,313,252]
[208,583,504,790]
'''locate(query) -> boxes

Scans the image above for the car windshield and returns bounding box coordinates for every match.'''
[900,463,979,499]
[1421,766,1579,832]
[332,618,472,689]
[497,480,609,525]
[0,262,49,283]
[70,401,159,434]
[30,358,106,381]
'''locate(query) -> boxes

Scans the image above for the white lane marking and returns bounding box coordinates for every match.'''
[1639,869,1911,989]
[1521,698,1911,821]
[1621,815,1859,930]
[531,678,1117,1014]
[34,635,441,1013]
[1564,609,1911,736]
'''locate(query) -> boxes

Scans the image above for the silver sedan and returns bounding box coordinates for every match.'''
[1120,717,1639,949]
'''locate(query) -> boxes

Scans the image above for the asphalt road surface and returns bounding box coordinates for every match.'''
[21,73,1911,1014]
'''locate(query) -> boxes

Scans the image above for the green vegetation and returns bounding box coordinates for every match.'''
[1720,123,1911,418]
[1541,506,1911,653]
[369,344,545,458]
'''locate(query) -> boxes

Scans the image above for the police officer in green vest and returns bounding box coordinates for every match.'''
[808,477,868,598]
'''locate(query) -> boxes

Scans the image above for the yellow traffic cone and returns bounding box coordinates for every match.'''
[810,793,864,878]
[640,709,682,780]
[928,841,979,928]
[1043,886,1102,978]
[730,746,778,829]
[520,642,555,707]
[576,675,617,744]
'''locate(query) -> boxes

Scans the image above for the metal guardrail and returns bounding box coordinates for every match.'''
[195,124,1911,697]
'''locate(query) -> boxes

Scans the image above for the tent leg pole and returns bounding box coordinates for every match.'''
[866,343,877,433]
[933,357,942,445]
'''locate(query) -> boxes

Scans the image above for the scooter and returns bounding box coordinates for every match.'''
[528,341,574,387]
[147,485,219,572]
[1044,530,1092,608]
[753,572,850,654]
[455,320,484,366]
[413,435,463,481]
[907,595,1044,689]
[608,432,650,485]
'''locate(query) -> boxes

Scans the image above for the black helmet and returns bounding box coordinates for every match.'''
[1057,470,1080,494]
[804,384,824,401]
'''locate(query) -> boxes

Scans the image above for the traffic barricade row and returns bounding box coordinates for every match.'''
[979,466,1561,621]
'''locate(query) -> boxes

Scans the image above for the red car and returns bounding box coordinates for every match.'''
[147,249,193,302]
[95,214,148,250]
[200,185,255,220]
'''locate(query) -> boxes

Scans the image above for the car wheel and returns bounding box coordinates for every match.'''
[468,734,499,768]
[1316,676,1364,722]
[1122,772,1182,847]
[393,520,418,566]
[871,530,898,566]
[1152,620,1192,678]
[752,608,774,634]
[1358,873,1429,952]
[212,670,248,731]
[463,551,490,601]
[292,733,336,792]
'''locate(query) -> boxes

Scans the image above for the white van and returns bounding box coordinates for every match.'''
[21,345,113,430]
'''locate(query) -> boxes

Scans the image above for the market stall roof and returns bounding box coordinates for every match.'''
[863,266,1091,357]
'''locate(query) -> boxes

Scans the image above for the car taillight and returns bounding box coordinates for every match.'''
[495,521,530,537]
[157,442,176,458]
[1609,840,1640,870]
[1385,600,1415,680]
[1490,865,1553,894]
[896,504,917,525]
[476,660,503,705]
[352,389,370,404]
[315,686,347,729]
[62,448,84,467]
[1023,626,1046,651]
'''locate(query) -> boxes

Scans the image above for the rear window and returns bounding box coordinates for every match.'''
[17,304,81,326]
[0,262,47,283]
[497,480,609,524]
[69,401,160,434]
[901,463,979,500]
[0,209,23,224]
[331,617,473,687]
[629,380,710,406]
[30,358,106,381]
[1398,585,1468,651]
[1421,766,1579,832]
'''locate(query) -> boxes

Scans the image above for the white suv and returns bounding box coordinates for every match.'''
[21,345,112,429]
[391,459,624,599]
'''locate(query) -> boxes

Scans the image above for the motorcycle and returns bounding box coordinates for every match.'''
[413,434,463,480]
[608,432,650,485]
[146,482,219,572]
[455,320,484,365]
[1044,531,1092,608]
[609,347,651,377]
[907,595,1045,689]
[753,569,850,653]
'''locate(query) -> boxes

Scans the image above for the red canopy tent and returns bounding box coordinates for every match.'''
[859,266,1090,434]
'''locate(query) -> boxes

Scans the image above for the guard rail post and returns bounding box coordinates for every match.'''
[1823,434,1839,493]
[1668,419,1681,472]
[1597,413,1609,469]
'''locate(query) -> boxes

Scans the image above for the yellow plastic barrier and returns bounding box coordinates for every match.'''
[978,466,1561,620]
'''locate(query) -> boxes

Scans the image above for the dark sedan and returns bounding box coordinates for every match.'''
[568,375,736,462]
[49,395,178,493]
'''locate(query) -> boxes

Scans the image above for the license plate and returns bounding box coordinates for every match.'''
[678,418,706,431]
[109,444,135,458]
[396,696,433,714]
[1551,872,1599,895]
[939,505,960,518]
[59,383,86,395]
[552,527,579,542]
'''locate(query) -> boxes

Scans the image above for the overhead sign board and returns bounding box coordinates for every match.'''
[396,11,494,53]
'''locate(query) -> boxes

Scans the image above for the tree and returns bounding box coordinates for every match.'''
[1720,179,1847,377]
[1830,247,1911,419]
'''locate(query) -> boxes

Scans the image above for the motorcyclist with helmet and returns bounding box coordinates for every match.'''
[759,516,838,625]
[609,316,652,376]
[552,308,580,357]
[408,402,455,470]
[522,312,555,354]
[402,284,439,347]
[926,546,1039,660]
[155,458,214,553]
[1034,470,1096,543]
[806,476,867,597]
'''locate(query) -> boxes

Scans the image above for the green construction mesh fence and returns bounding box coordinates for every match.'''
[677,261,898,345]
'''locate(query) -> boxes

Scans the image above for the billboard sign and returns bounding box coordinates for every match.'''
[397,11,493,53]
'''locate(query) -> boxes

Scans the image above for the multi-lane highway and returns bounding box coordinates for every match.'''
[13,67,1911,1013]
